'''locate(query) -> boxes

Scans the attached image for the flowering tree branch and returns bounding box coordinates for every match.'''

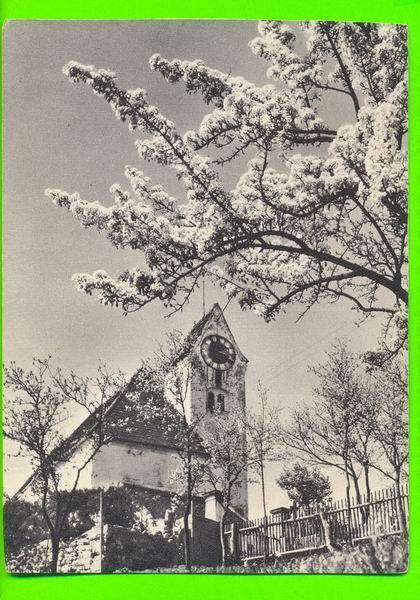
[46,21,407,356]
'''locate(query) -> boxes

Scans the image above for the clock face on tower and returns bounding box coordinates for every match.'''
[201,335,236,371]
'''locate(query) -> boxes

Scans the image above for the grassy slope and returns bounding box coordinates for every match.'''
[136,536,407,574]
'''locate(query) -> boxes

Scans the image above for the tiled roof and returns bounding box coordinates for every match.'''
[68,303,233,449]
[16,374,180,497]
[103,381,179,449]
[96,307,224,446]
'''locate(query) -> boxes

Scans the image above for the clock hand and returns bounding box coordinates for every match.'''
[216,350,229,361]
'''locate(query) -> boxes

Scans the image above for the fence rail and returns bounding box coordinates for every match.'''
[224,485,408,563]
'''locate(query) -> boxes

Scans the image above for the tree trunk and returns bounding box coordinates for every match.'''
[344,464,353,545]
[50,535,60,573]
[183,509,192,571]
[364,465,371,501]
[99,489,103,574]
[220,510,228,567]
[350,470,365,524]
[260,459,269,563]
[261,460,267,520]
[183,464,193,570]
[363,464,371,523]
[350,472,362,504]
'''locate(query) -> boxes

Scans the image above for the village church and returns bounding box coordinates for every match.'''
[18,303,249,523]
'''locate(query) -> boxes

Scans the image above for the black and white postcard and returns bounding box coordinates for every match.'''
[2,20,408,574]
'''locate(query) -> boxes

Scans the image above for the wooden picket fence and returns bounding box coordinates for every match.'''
[224,485,408,563]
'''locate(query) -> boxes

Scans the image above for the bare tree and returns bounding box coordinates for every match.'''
[282,339,408,527]
[243,382,280,521]
[348,386,380,502]
[239,382,280,562]
[133,332,207,570]
[281,341,381,507]
[367,359,408,531]
[283,405,360,508]
[3,357,125,573]
[200,409,252,566]
[367,360,408,485]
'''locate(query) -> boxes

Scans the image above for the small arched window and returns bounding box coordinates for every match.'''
[206,391,215,413]
[217,393,225,413]
[215,369,222,387]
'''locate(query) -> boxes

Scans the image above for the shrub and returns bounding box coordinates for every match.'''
[3,497,47,558]
[102,525,181,572]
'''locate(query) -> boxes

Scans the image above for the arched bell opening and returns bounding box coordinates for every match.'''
[206,391,215,413]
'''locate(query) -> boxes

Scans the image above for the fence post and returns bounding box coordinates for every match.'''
[263,516,269,563]
[318,506,334,552]
[396,485,407,536]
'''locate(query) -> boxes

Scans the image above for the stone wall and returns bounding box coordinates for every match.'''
[6,511,228,572]
[58,524,101,573]
[5,524,102,574]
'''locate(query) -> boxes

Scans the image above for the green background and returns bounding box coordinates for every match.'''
[1,0,419,598]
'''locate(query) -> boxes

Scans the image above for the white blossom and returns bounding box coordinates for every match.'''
[47,21,407,353]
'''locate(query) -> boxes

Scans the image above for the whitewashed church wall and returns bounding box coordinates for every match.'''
[58,443,93,492]
[91,440,181,492]
[19,442,93,501]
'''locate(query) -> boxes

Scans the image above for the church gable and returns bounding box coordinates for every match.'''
[182,304,248,429]
[183,303,247,365]
[15,370,182,498]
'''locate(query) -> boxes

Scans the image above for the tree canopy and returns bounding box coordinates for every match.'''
[276,464,332,508]
[46,21,407,355]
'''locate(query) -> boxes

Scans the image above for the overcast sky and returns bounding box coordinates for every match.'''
[2,20,388,515]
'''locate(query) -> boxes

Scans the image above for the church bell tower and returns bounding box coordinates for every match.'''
[183,303,248,516]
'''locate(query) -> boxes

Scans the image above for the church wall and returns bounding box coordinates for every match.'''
[58,440,93,491]
[19,442,93,502]
[91,440,181,492]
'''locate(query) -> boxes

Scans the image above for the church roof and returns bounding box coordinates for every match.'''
[57,375,177,455]
[104,304,225,446]
[102,377,180,449]
[186,303,221,344]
